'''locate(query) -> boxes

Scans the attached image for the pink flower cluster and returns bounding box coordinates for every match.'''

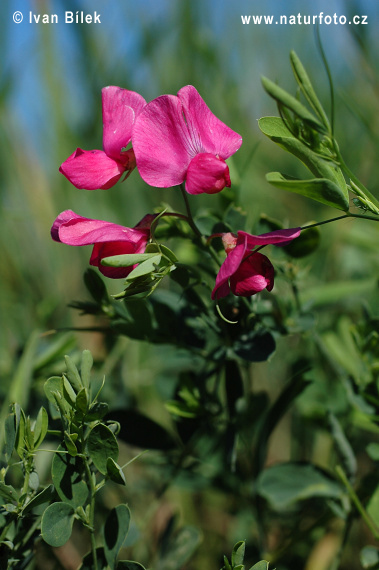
[59,85,242,195]
[53,84,300,299]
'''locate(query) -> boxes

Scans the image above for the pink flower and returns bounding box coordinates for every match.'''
[132,85,242,195]
[59,86,146,190]
[211,228,301,299]
[51,210,156,278]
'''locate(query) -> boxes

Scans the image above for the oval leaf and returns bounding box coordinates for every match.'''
[41,502,75,547]
[86,424,119,475]
[51,445,88,508]
[256,462,344,510]
[107,458,126,486]
[104,504,131,568]
[266,172,349,211]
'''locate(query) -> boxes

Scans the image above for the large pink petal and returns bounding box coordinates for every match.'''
[238,228,301,248]
[178,85,242,159]
[54,212,150,246]
[51,210,81,242]
[185,153,231,195]
[230,253,274,296]
[132,95,192,187]
[102,86,146,161]
[90,239,147,279]
[59,148,125,190]
[211,237,248,300]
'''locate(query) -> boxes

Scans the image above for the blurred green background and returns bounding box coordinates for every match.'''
[1,0,378,566]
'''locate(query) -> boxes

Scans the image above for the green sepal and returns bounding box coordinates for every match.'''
[101,252,160,268]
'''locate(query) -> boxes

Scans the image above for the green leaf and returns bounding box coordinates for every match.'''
[328,413,357,480]
[249,563,270,570]
[107,458,126,486]
[231,541,245,566]
[261,76,326,133]
[79,547,108,570]
[33,407,48,449]
[63,375,77,406]
[366,443,379,461]
[64,355,82,392]
[156,526,202,570]
[360,545,379,569]
[108,410,176,451]
[289,50,330,129]
[85,402,109,421]
[103,504,131,568]
[84,268,108,305]
[233,329,276,362]
[0,483,18,503]
[14,407,26,458]
[125,255,162,280]
[80,350,93,390]
[266,172,349,211]
[367,484,379,528]
[258,117,348,193]
[76,388,88,414]
[102,252,160,268]
[51,445,88,508]
[4,413,16,462]
[44,376,65,408]
[257,462,344,510]
[41,502,75,547]
[22,484,55,515]
[283,224,320,258]
[64,433,78,457]
[86,424,119,475]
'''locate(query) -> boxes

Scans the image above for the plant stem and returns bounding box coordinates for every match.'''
[336,465,379,541]
[179,184,222,267]
[301,211,379,232]
[179,184,203,240]
[333,146,379,210]
[84,458,98,570]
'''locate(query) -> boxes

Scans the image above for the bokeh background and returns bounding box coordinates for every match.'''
[1,0,379,567]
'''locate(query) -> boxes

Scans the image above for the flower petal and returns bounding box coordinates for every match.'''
[178,85,242,159]
[59,148,125,190]
[53,211,150,247]
[211,236,248,300]
[132,94,192,187]
[238,227,301,248]
[230,252,274,296]
[51,210,81,242]
[102,86,146,161]
[185,153,231,195]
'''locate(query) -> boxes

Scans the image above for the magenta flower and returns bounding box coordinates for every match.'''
[51,210,156,278]
[132,85,242,195]
[59,86,146,190]
[211,228,301,299]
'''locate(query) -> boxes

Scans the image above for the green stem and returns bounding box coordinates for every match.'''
[333,147,379,210]
[301,211,379,232]
[84,458,98,570]
[336,465,379,541]
[179,184,203,240]
[179,184,222,267]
